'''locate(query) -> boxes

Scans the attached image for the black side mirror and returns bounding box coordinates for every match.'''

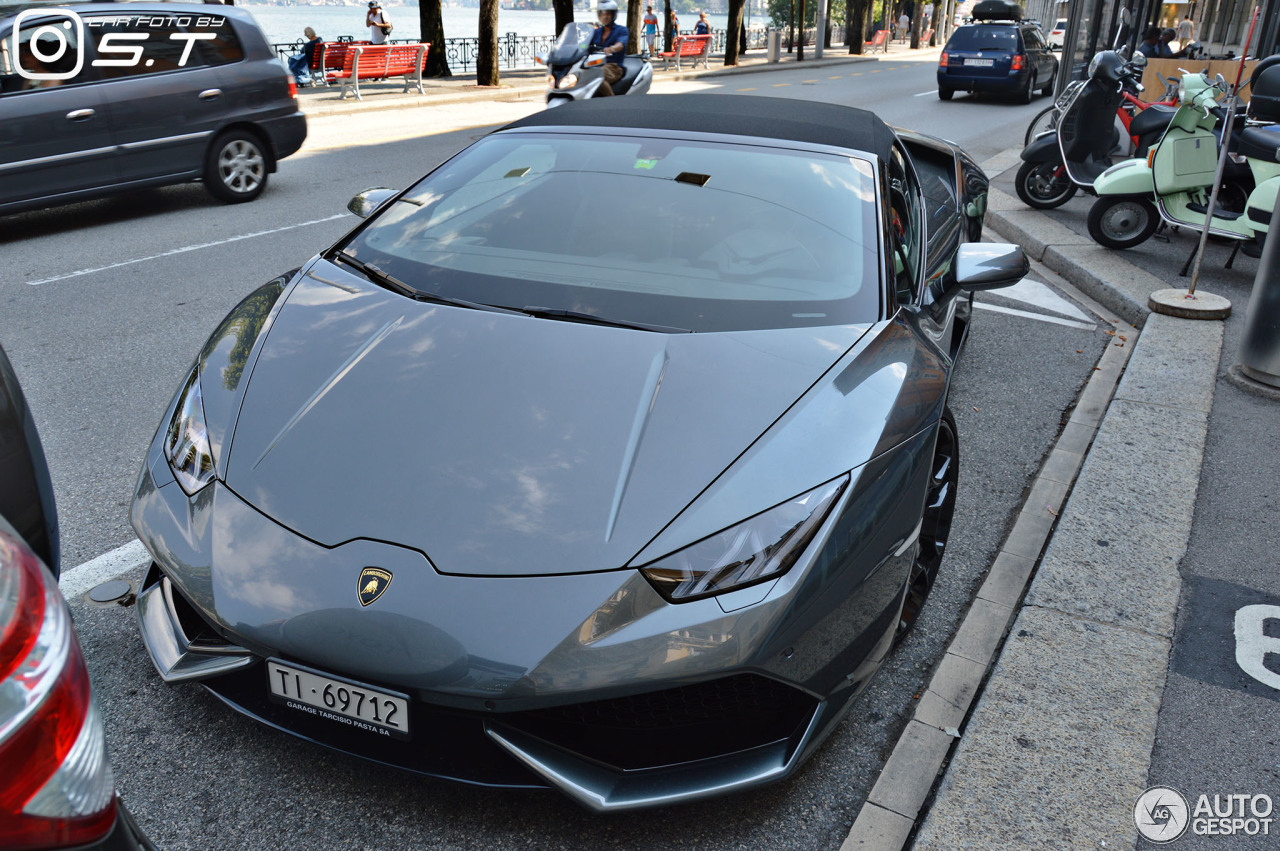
[954,243,1028,290]
[348,187,399,218]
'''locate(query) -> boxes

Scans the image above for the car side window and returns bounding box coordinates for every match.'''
[1023,27,1043,50]
[83,14,242,78]
[0,20,93,94]
[193,16,245,67]
[887,144,924,304]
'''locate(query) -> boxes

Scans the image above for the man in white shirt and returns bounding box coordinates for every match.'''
[367,2,391,45]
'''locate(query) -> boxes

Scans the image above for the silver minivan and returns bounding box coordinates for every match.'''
[0,1,307,214]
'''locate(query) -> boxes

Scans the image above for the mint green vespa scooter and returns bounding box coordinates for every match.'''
[1086,60,1280,251]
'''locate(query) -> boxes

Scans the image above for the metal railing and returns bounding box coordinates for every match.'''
[270,27,774,73]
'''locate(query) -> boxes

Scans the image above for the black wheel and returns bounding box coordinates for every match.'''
[1018,72,1035,104]
[895,407,958,646]
[938,87,954,100]
[1087,195,1159,249]
[204,130,268,204]
[1039,71,1056,96]
[1023,104,1058,145]
[1014,159,1077,209]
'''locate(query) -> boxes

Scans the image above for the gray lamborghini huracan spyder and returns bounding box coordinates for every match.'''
[131,95,1027,810]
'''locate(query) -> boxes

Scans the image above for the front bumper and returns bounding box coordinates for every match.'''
[131,419,924,808]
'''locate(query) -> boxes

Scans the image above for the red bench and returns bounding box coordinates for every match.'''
[864,29,889,53]
[325,43,430,100]
[658,34,712,70]
[302,41,369,86]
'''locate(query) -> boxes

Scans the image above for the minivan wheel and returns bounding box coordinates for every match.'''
[938,87,954,100]
[1018,72,1036,104]
[205,130,268,203]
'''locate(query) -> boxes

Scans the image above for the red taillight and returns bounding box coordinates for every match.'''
[1012,53,1025,70]
[287,75,298,99]
[0,532,116,851]
[939,51,949,67]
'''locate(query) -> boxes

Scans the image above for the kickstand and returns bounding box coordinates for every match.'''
[1179,241,1198,277]
[1225,241,1241,269]
[1153,221,1171,242]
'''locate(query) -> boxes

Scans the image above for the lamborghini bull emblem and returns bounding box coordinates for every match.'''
[357,567,393,607]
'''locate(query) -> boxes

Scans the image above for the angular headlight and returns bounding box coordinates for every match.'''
[164,368,214,496]
[639,477,848,603]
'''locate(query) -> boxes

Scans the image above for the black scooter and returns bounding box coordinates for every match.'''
[1015,50,1171,209]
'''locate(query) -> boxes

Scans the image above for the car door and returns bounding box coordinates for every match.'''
[83,12,236,183]
[0,16,116,206]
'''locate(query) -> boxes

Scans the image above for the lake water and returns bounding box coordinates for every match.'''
[243,5,733,47]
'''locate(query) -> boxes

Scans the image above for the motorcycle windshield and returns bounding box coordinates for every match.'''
[1057,79,1123,186]
[549,22,595,65]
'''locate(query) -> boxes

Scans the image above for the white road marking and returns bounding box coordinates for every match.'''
[914,90,937,96]
[58,538,150,601]
[1234,604,1280,691]
[993,278,1093,320]
[973,301,1096,330]
[26,214,348,286]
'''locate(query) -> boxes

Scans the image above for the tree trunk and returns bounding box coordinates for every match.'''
[789,0,795,52]
[823,0,833,48]
[553,0,574,35]
[930,0,941,44]
[664,0,674,50]
[420,0,451,77]
[848,0,866,51]
[910,0,923,47]
[626,0,641,53]
[797,0,806,59]
[724,0,746,63]
[477,0,500,85]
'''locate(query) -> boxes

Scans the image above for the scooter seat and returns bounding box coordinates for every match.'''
[1238,125,1280,164]
[1128,105,1176,139]
[612,56,645,95]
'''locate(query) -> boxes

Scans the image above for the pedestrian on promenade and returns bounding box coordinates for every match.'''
[287,27,321,86]
[694,12,710,35]
[897,12,910,43]
[366,1,391,45]
[670,10,680,38]
[643,5,659,54]
[1177,15,1194,44]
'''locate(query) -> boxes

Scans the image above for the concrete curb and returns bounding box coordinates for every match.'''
[839,260,1136,851]
[298,53,881,118]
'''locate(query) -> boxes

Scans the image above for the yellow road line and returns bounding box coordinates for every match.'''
[771,82,789,87]
[737,86,757,91]
[803,79,818,83]
[828,75,843,79]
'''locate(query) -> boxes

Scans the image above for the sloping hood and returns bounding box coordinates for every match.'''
[222,262,870,576]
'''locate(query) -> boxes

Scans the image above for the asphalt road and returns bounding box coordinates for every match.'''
[2,56,1112,849]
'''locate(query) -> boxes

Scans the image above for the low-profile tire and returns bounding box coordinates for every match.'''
[1087,195,1159,249]
[204,129,269,204]
[1014,159,1077,209]
[1018,72,1035,104]
[894,406,958,647]
[938,87,954,100]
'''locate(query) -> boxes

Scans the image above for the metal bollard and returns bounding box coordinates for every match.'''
[767,30,780,63]
[1237,191,1280,388]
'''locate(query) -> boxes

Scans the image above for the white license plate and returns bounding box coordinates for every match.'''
[966,58,995,66]
[267,659,410,740]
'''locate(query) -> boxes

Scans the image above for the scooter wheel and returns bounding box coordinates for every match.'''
[1087,195,1158,249]
[1015,160,1077,209]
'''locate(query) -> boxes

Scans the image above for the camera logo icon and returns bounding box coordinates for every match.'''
[12,8,85,81]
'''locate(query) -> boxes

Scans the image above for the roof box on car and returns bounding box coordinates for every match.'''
[1250,56,1280,123]
[971,0,1023,21]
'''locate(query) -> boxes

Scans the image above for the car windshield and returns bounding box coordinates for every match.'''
[947,25,1019,50]
[338,131,882,333]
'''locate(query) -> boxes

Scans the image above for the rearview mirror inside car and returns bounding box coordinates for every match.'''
[348,187,399,218]
[954,243,1029,290]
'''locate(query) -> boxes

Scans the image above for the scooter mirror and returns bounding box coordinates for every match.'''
[1129,52,1147,69]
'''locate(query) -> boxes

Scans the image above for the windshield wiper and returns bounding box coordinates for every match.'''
[331,251,523,315]
[518,306,691,334]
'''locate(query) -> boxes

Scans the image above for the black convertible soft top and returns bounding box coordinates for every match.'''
[503,94,898,162]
